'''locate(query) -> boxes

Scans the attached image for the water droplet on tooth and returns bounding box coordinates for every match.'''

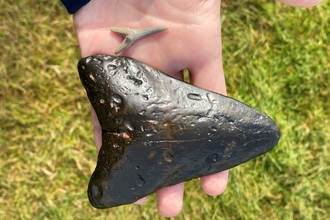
[85,57,92,63]
[124,121,134,131]
[135,174,146,187]
[136,71,143,78]
[205,153,219,163]
[163,149,174,163]
[142,95,149,101]
[187,93,202,101]
[111,94,122,105]
[107,64,117,70]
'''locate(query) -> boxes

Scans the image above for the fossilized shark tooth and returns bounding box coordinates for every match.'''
[110,26,168,54]
[77,55,280,209]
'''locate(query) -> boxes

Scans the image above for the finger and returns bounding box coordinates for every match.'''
[190,66,229,196]
[133,196,148,205]
[156,183,184,217]
[91,106,102,151]
[200,170,229,196]
[188,43,229,196]
[189,54,226,95]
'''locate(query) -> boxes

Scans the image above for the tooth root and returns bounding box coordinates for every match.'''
[114,36,134,54]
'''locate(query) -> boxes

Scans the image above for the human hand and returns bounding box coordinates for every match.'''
[72,0,322,217]
[74,0,227,216]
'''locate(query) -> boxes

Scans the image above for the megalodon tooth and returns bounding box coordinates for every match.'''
[77,55,280,209]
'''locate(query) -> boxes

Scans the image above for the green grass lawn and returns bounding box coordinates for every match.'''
[1,1,329,219]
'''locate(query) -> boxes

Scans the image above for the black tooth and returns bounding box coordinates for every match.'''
[78,55,280,208]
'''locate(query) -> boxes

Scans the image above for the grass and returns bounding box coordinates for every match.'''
[1,0,329,219]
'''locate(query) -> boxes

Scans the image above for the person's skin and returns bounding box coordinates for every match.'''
[72,0,322,217]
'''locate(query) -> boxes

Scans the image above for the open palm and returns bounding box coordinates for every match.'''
[72,0,322,217]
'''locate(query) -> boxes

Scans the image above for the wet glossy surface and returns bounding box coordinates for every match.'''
[78,55,280,208]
